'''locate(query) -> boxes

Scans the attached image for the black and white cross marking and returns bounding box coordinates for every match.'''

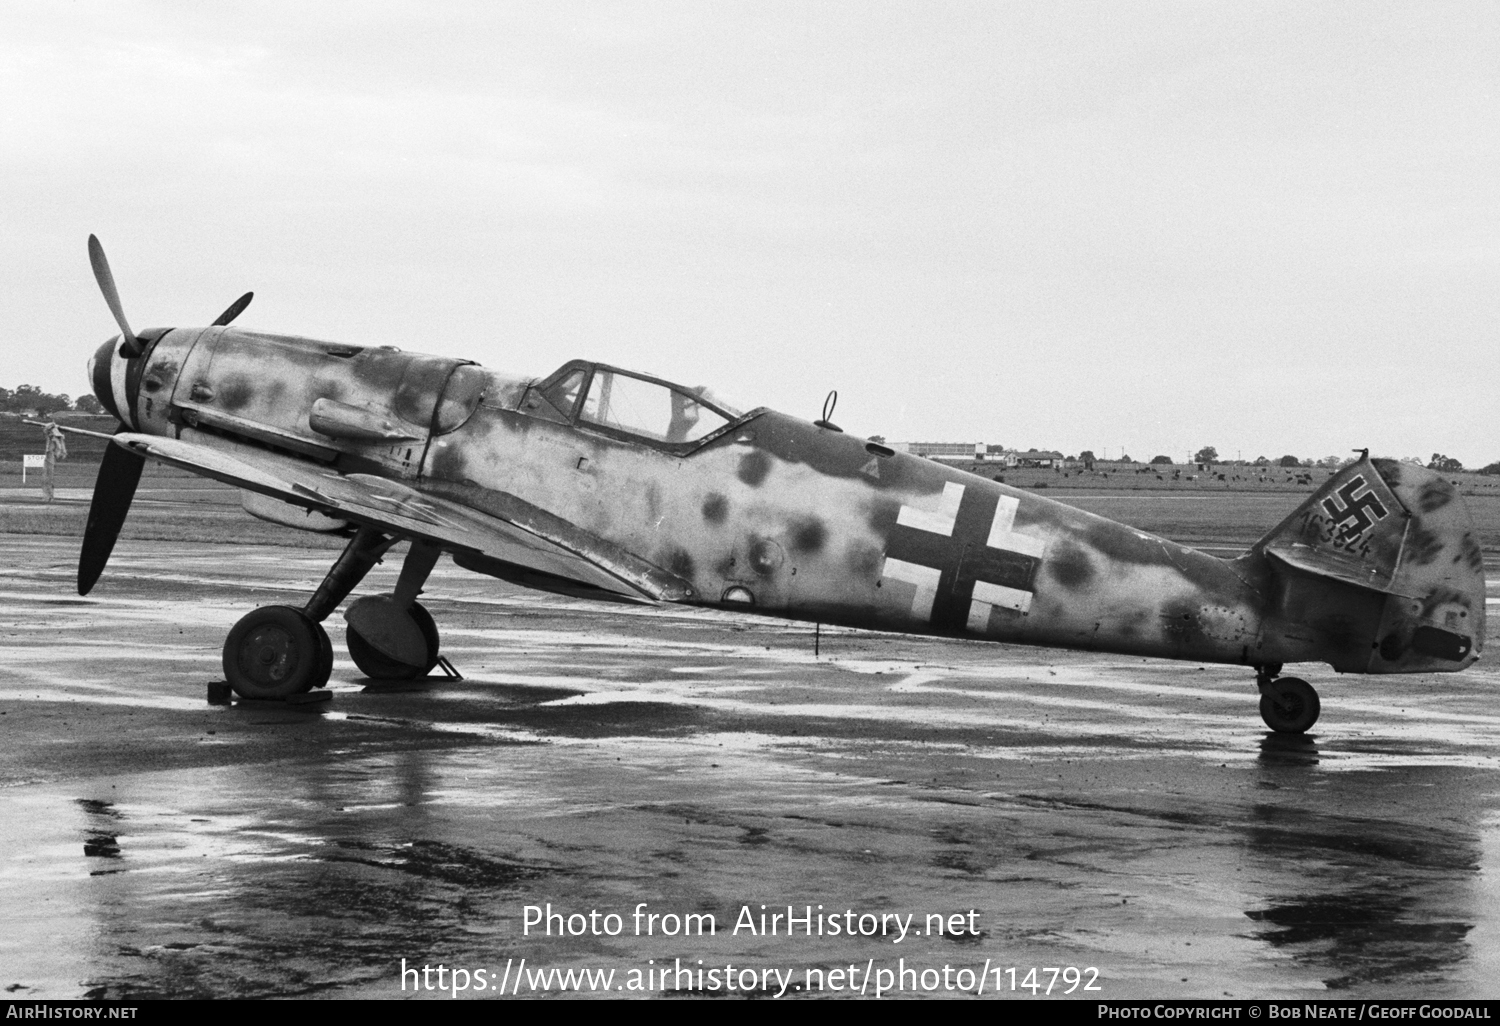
[1320,475,1390,542]
[880,482,1047,632]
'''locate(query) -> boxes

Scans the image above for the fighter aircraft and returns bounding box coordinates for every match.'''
[69,236,1485,734]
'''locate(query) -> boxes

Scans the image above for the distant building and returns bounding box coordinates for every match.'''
[901,441,988,463]
[1008,449,1065,468]
[892,443,1065,469]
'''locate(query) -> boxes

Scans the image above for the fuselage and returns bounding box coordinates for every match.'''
[89,326,1484,676]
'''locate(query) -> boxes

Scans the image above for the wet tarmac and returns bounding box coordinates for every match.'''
[2,534,1499,999]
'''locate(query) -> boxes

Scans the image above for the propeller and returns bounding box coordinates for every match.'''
[87,234,141,357]
[212,291,254,327]
[78,436,145,595]
[82,235,148,592]
[81,234,253,593]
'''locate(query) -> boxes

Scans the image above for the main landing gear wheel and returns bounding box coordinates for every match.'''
[345,599,440,681]
[315,624,334,685]
[1259,677,1321,734]
[223,605,332,699]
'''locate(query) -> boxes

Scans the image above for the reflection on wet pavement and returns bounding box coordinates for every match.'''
[1248,893,1472,991]
[0,537,1498,998]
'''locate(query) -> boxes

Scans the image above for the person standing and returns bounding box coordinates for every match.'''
[41,420,67,503]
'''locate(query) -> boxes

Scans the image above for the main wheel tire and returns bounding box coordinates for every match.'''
[1259,676,1320,734]
[315,623,334,687]
[224,606,332,699]
[345,599,440,680]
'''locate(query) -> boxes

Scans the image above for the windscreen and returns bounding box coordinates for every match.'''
[580,369,731,444]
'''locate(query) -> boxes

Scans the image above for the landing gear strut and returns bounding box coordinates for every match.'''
[1254,663,1320,734]
[221,527,446,698]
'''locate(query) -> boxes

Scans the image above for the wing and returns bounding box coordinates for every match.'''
[111,432,694,603]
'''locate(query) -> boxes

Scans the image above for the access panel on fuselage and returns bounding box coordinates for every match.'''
[167,330,472,477]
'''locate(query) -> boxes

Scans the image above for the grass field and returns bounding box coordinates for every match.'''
[6,462,1500,554]
[7,411,1500,550]
[934,458,1500,500]
[0,412,116,462]
[7,413,1500,495]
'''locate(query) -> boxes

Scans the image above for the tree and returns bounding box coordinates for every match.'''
[1079,450,1096,463]
[1428,453,1464,472]
[1149,455,1173,465]
[0,384,72,416]
[1253,456,1270,466]
[1317,455,1343,468]
[1193,446,1218,465]
[1278,455,1301,468]
[1,387,105,414]
[1479,461,1500,476]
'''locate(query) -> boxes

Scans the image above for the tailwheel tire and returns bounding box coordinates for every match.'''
[224,605,332,699]
[345,600,439,680]
[1259,677,1320,734]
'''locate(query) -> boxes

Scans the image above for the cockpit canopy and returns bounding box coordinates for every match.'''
[523,361,748,451]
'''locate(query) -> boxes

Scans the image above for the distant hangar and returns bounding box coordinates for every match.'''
[894,442,1067,468]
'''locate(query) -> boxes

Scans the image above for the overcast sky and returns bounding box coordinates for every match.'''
[4,1,1496,465]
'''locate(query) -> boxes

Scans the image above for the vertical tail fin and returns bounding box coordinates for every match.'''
[1249,457,1484,673]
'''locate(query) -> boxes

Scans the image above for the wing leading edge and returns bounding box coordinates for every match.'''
[109,433,694,603]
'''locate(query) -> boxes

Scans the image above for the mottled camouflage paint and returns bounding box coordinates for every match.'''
[102,332,1484,677]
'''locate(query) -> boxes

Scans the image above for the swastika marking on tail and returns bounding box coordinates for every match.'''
[1320,475,1390,541]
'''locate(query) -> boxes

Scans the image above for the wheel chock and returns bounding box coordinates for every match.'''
[206,681,233,705]
[226,690,333,710]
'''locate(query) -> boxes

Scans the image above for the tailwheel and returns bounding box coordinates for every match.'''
[224,605,332,699]
[1258,676,1321,734]
[345,597,440,680]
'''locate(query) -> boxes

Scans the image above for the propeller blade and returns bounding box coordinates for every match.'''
[87,235,142,358]
[212,292,254,327]
[78,439,146,595]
